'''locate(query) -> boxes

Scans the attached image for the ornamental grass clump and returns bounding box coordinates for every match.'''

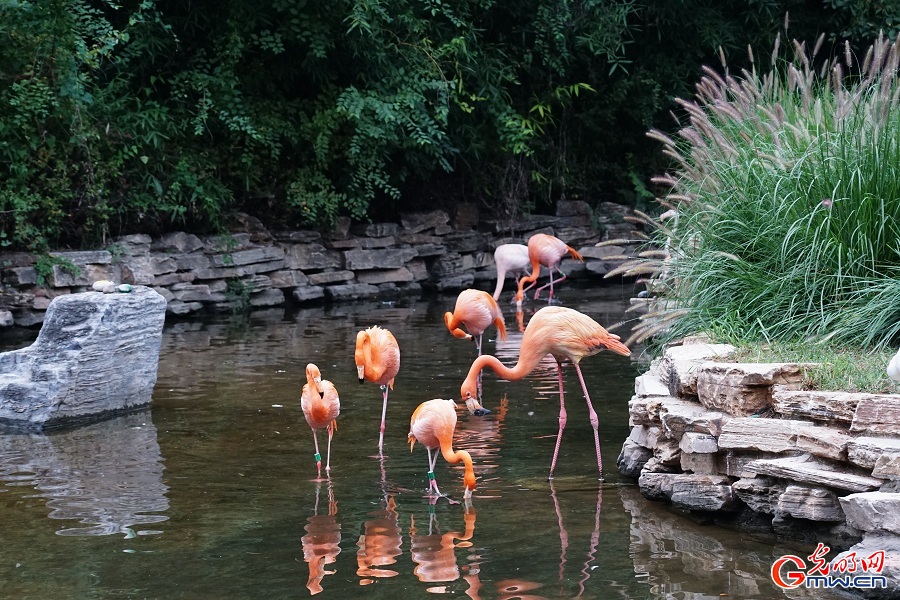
[620,33,900,350]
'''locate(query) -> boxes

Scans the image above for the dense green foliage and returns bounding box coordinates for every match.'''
[0,0,891,251]
[624,33,900,350]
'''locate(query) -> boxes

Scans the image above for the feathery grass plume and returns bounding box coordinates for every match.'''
[621,32,900,351]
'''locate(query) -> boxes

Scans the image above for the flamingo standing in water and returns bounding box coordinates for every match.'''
[300,363,340,478]
[515,234,584,308]
[408,398,476,501]
[355,326,401,453]
[459,306,630,480]
[492,243,532,302]
[444,289,508,356]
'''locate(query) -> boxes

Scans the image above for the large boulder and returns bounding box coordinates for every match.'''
[0,286,166,429]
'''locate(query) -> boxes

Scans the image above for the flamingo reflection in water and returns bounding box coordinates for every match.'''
[301,481,341,595]
[356,494,403,584]
[409,506,477,589]
[550,481,603,597]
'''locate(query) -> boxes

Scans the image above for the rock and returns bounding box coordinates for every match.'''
[638,472,677,501]
[670,475,739,512]
[659,399,729,440]
[324,283,380,301]
[660,342,735,397]
[343,248,417,270]
[433,273,475,292]
[307,270,355,286]
[680,432,719,454]
[175,253,210,272]
[695,362,805,416]
[773,388,865,424]
[209,247,285,267]
[629,425,664,449]
[848,436,900,470]
[356,268,415,285]
[628,396,654,426]
[273,230,322,244]
[153,232,204,253]
[166,300,203,315]
[556,199,592,217]
[0,310,12,327]
[851,396,900,436]
[350,222,400,238]
[0,287,166,428]
[745,454,883,493]
[635,373,670,397]
[776,485,845,522]
[617,439,652,478]
[249,289,284,307]
[832,534,900,599]
[268,270,310,288]
[718,418,810,453]
[795,424,850,461]
[292,286,325,303]
[400,210,450,234]
[733,477,785,514]
[680,451,719,475]
[873,454,900,480]
[840,492,900,534]
[284,243,342,270]
[169,283,213,303]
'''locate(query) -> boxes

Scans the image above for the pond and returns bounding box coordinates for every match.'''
[0,284,856,599]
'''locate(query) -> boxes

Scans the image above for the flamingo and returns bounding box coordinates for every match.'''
[408,398,476,501]
[888,348,900,382]
[355,326,400,452]
[515,234,584,308]
[492,243,532,302]
[444,289,508,356]
[300,363,340,478]
[459,306,631,480]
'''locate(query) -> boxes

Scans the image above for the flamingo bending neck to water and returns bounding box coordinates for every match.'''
[300,363,340,478]
[515,234,583,308]
[408,398,476,501]
[444,289,508,356]
[459,306,630,480]
[355,326,400,452]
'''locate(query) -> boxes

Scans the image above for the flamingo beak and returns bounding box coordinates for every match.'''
[465,397,490,416]
[356,364,365,383]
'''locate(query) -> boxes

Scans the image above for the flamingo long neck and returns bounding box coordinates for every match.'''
[440,443,474,489]
[444,312,468,339]
[516,257,542,299]
[465,349,544,386]
[492,268,507,300]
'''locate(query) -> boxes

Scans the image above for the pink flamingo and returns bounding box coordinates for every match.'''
[355,326,400,452]
[444,289,508,357]
[459,306,630,480]
[514,234,583,308]
[408,398,476,501]
[300,363,340,478]
[492,244,532,302]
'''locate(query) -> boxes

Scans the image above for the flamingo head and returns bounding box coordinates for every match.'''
[463,471,476,496]
[354,331,367,383]
[305,363,325,397]
[461,385,490,416]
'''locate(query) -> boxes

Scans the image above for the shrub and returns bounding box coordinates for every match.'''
[619,33,900,349]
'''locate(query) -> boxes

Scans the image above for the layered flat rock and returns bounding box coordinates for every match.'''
[696,362,805,415]
[0,287,166,428]
[718,418,810,453]
[776,484,845,522]
[851,396,900,437]
[744,455,883,493]
[847,436,900,470]
[659,342,735,397]
[840,492,900,535]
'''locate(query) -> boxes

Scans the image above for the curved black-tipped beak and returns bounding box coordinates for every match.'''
[319,391,325,398]
[358,378,364,384]
[473,408,491,416]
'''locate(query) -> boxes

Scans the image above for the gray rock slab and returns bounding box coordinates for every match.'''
[617,438,652,478]
[343,248,417,270]
[840,492,900,534]
[324,283,380,301]
[284,243,342,270]
[292,286,325,303]
[696,362,805,416]
[307,270,355,286]
[210,247,285,267]
[635,373,670,397]
[153,232,204,253]
[848,436,900,470]
[851,396,900,437]
[658,398,729,440]
[670,475,739,512]
[249,289,284,307]
[773,388,866,424]
[733,477,786,514]
[268,270,310,288]
[777,484,845,522]
[745,454,883,492]
[660,342,735,396]
[718,418,810,453]
[400,210,449,234]
[795,424,850,461]
[356,268,414,285]
[832,534,900,599]
[0,287,166,428]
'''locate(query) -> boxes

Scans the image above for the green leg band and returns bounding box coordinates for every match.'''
[314,453,321,462]
[427,471,435,480]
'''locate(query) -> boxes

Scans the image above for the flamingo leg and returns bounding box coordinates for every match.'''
[536,267,567,302]
[378,385,389,452]
[574,363,604,480]
[312,429,323,478]
[548,361,568,480]
[549,481,568,583]
[325,421,334,474]
[476,334,484,397]
[426,448,442,495]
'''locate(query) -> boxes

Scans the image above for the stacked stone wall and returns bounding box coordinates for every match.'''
[619,338,900,597]
[0,202,638,327]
